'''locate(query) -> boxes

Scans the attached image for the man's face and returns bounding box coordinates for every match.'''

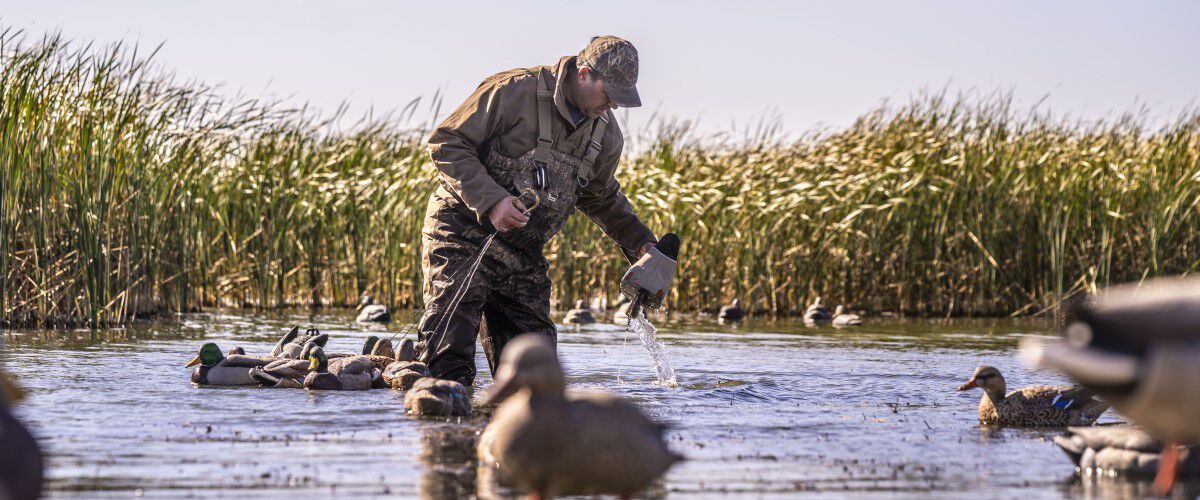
[574,67,618,118]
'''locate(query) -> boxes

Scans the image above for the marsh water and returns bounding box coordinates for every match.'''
[2,310,1146,498]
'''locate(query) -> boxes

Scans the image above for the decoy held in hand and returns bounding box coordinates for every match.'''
[477,335,682,498]
[957,365,1109,427]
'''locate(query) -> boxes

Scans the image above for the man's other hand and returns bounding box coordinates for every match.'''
[487,196,530,232]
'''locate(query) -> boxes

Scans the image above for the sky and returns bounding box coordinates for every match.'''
[3,1,1198,141]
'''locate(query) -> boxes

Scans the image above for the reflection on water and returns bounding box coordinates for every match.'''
[3,310,1194,497]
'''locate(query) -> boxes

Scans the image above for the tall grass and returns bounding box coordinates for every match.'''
[2,30,1198,326]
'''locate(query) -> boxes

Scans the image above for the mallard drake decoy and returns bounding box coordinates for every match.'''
[1054,425,1200,479]
[356,295,392,324]
[302,346,378,391]
[404,377,471,416]
[832,305,862,327]
[563,300,595,325]
[186,343,275,385]
[804,297,832,325]
[957,365,1109,426]
[0,368,44,500]
[270,327,329,359]
[478,335,682,498]
[718,299,745,324]
[1021,276,1200,493]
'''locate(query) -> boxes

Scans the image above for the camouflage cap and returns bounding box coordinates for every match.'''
[578,35,641,107]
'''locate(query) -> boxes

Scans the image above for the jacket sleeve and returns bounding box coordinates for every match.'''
[427,78,516,224]
[576,133,657,262]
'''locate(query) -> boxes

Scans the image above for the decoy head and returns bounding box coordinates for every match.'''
[396,339,417,362]
[362,336,380,355]
[834,305,846,315]
[186,343,224,368]
[485,334,564,404]
[731,299,741,308]
[307,346,329,373]
[812,296,824,307]
[359,295,373,308]
[957,365,1006,396]
[575,300,588,309]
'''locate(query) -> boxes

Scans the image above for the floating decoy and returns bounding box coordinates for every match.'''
[0,368,44,500]
[302,346,378,391]
[250,341,324,389]
[356,295,392,323]
[832,305,862,327]
[186,343,275,385]
[270,326,329,359]
[404,377,471,416]
[803,297,833,325]
[718,299,745,323]
[1054,425,1200,479]
[478,335,682,498]
[1021,276,1200,493]
[563,300,595,325]
[957,365,1109,426]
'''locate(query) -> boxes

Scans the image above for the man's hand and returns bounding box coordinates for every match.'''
[620,233,680,310]
[487,195,529,233]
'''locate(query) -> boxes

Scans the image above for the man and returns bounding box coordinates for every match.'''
[416,36,673,386]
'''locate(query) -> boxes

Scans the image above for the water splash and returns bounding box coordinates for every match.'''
[629,314,679,388]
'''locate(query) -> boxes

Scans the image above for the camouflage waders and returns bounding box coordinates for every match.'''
[417,69,609,385]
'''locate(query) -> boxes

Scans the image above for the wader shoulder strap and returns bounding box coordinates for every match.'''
[534,69,553,167]
[576,113,608,188]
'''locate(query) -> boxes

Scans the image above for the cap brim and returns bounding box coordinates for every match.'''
[605,83,641,108]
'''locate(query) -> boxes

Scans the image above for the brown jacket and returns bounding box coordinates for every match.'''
[427,56,656,257]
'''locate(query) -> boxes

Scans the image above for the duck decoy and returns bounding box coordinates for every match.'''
[404,377,471,416]
[382,339,430,390]
[718,299,745,324]
[250,341,324,388]
[563,300,595,325]
[186,343,275,385]
[1021,276,1200,493]
[832,305,862,327]
[1054,425,1200,479]
[271,327,329,359]
[302,346,378,391]
[957,365,1109,426]
[478,335,682,498]
[0,368,44,500]
[804,297,833,325]
[356,295,392,324]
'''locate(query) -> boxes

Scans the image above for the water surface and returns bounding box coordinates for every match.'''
[2,311,1138,498]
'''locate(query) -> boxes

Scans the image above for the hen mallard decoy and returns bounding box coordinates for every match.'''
[356,295,392,324]
[1021,276,1200,493]
[478,335,682,498]
[563,300,595,325]
[302,346,378,391]
[804,297,832,325]
[381,339,429,390]
[186,343,275,385]
[1054,425,1200,479]
[270,327,329,359]
[718,299,745,324]
[957,365,1109,426]
[404,377,471,416]
[250,341,324,389]
[0,368,44,500]
[832,305,862,327]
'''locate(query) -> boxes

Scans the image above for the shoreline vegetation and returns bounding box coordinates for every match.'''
[3,30,1199,328]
